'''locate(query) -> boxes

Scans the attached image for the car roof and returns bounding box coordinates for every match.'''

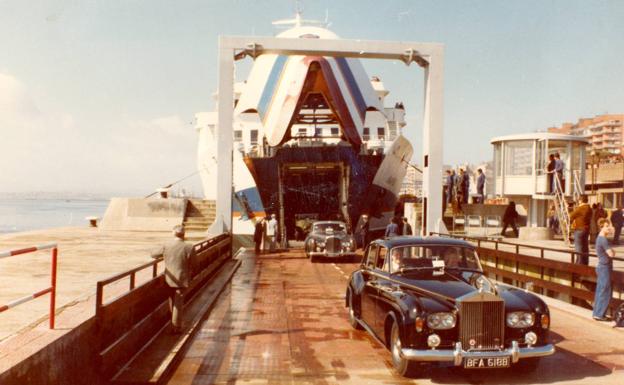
[313,221,346,225]
[370,236,475,249]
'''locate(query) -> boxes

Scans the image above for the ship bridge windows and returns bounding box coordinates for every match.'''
[250,130,258,145]
[331,127,339,137]
[377,127,385,140]
[363,127,370,141]
[234,130,243,142]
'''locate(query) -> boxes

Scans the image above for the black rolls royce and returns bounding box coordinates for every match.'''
[345,236,555,377]
[304,221,356,262]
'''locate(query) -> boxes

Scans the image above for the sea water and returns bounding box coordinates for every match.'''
[0,198,110,234]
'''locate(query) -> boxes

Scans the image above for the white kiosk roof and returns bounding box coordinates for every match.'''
[490,132,589,144]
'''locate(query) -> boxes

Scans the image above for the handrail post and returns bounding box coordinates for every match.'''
[130,273,136,290]
[49,247,58,329]
[96,282,103,318]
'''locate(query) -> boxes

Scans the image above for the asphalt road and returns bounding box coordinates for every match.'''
[165,249,624,385]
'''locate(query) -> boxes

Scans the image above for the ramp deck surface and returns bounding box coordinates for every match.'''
[162,249,624,385]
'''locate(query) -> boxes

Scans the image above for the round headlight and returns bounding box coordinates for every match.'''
[426,312,456,330]
[427,334,441,348]
[506,311,535,328]
[524,331,538,346]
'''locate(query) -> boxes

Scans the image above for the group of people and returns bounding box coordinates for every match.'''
[384,216,413,238]
[566,195,620,322]
[355,214,414,250]
[444,168,486,213]
[545,152,565,193]
[253,214,279,254]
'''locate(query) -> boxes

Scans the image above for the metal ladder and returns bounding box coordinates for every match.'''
[553,175,571,246]
[572,170,583,203]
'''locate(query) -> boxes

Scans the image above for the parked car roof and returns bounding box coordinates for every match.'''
[371,236,475,249]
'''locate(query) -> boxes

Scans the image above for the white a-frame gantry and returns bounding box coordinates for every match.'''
[211,36,444,236]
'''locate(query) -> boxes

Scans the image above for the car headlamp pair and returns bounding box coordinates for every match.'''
[426,312,456,330]
[506,311,535,328]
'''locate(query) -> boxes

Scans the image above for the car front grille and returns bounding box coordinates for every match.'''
[459,299,505,350]
[325,237,341,253]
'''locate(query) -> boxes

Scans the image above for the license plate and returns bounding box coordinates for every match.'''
[464,356,510,369]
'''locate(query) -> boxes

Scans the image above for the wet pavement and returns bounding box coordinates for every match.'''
[166,249,624,385]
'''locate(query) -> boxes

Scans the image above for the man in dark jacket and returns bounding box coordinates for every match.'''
[402,217,413,235]
[476,169,485,203]
[546,154,556,193]
[610,207,623,245]
[358,215,370,249]
[501,201,519,237]
[253,218,265,254]
[570,195,593,265]
[458,169,469,204]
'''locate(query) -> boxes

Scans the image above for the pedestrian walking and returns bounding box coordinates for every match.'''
[385,217,399,238]
[570,195,592,265]
[253,217,265,254]
[151,225,194,333]
[267,214,278,252]
[476,169,485,203]
[592,218,615,321]
[358,214,370,249]
[610,207,623,245]
[501,201,519,237]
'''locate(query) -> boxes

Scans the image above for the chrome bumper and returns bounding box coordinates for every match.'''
[401,341,555,366]
[309,251,355,258]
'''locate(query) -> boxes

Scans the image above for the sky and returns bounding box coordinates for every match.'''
[1,0,623,196]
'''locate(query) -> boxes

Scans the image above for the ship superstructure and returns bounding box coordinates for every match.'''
[196,21,413,242]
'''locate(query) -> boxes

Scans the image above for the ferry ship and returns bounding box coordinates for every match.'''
[195,15,413,243]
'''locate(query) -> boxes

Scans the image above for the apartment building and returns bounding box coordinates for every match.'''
[548,114,624,157]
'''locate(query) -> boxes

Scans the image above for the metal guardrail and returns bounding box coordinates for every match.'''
[95,233,231,313]
[0,243,58,328]
[94,232,231,379]
[430,232,624,313]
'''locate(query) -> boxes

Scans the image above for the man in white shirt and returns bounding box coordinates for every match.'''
[267,214,278,252]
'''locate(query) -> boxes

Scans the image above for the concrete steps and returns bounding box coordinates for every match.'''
[182,200,215,232]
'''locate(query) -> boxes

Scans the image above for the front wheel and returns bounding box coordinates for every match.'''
[390,320,422,377]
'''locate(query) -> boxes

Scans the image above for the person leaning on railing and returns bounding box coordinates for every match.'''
[593,218,615,321]
[151,225,194,333]
[570,195,592,265]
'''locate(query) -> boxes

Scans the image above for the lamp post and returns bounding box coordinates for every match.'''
[590,150,599,195]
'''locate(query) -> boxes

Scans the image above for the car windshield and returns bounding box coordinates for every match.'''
[386,245,481,273]
[313,223,346,233]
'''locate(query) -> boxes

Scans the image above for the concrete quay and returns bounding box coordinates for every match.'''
[0,226,173,342]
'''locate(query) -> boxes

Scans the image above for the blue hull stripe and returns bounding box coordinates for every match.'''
[257,55,288,121]
[335,57,367,123]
